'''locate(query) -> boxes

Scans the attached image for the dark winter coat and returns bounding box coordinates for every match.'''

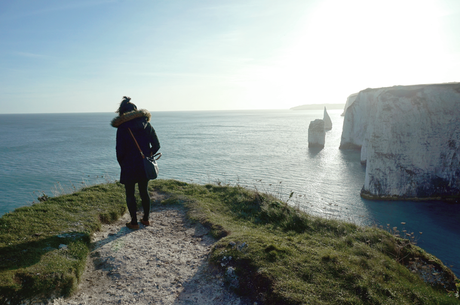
[111,109,160,184]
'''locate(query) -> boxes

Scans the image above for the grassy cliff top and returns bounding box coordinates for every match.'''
[0,179,459,304]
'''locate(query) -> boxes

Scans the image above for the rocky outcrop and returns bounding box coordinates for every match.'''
[340,83,460,200]
[323,107,332,130]
[308,119,325,148]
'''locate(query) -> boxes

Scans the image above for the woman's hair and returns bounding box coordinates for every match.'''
[116,96,138,115]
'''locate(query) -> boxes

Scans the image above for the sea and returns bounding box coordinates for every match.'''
[0,109,459,277]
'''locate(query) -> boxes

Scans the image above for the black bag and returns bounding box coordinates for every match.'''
[143,153,161,180]
[128,128,161,180]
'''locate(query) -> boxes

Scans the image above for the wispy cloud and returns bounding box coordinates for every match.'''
[127,71,233,79]
[14,51,49,58]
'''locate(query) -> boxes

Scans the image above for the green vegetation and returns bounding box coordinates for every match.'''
[1,179,459,304]
[0,183,126,304]
[151,180,459,304]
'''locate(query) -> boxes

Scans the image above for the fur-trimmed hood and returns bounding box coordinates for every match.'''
[111,109,151,128]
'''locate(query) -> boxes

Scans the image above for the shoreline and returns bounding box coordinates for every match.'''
[361,189,460,203]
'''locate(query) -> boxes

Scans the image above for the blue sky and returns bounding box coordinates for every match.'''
[1,0,460,113]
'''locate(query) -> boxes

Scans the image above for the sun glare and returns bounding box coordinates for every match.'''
[238,0,451,109]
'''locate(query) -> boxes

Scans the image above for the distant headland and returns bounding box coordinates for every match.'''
[290,103,345,110]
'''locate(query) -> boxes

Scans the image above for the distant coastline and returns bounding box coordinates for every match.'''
[290,103,345,110]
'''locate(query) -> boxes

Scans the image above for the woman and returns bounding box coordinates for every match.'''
[111,96,160,230]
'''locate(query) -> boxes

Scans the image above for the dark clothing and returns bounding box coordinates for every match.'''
[111,109,160,184]
[111,109,160,224]
[125,180,150,225]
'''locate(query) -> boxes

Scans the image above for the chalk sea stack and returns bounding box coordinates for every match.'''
[308,119,325,148]
[323,107,332,130]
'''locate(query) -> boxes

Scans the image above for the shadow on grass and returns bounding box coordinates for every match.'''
[0,232,90,304]
[0,227,142,305]
[0,233,90,272]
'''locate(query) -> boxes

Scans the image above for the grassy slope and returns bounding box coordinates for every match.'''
[0,183,127,304]
[0,179,458,304]
[150,180,459,305]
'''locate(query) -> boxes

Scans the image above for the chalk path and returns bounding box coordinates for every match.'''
[50,192,252,305]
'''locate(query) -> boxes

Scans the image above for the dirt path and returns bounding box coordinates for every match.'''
[50,192,253,305]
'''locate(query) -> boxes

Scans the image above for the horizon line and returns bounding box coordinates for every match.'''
[0,104,346,115]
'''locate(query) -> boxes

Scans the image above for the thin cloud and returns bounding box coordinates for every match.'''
[14,51,49,58]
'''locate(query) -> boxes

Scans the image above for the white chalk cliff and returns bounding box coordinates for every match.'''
[340,83,460,199]
[341,92,359,116]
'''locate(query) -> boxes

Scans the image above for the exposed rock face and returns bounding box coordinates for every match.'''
[323,107,332,130]
[308,119,325,148]
[339,89,377,150]
[341,92,359,116]
[340,83,460,199]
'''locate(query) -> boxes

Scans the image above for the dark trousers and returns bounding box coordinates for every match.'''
[125,180,150,225]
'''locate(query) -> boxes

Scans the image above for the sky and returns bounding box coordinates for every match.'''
[1,0,460,114]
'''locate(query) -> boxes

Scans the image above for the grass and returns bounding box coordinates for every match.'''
[150,179,459,304]
[0,182,126,304]
[0,179,458,304]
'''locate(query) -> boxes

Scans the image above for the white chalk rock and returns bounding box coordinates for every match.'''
[340,88,383,150]
[323,107,332,130]
[341,92,359,116]
[341,83,460,199]
[308,119,325,148]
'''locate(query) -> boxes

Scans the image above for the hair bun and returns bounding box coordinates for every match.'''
[116,96,137,114]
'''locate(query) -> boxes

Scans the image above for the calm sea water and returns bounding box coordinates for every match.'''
[0,110,459,276]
